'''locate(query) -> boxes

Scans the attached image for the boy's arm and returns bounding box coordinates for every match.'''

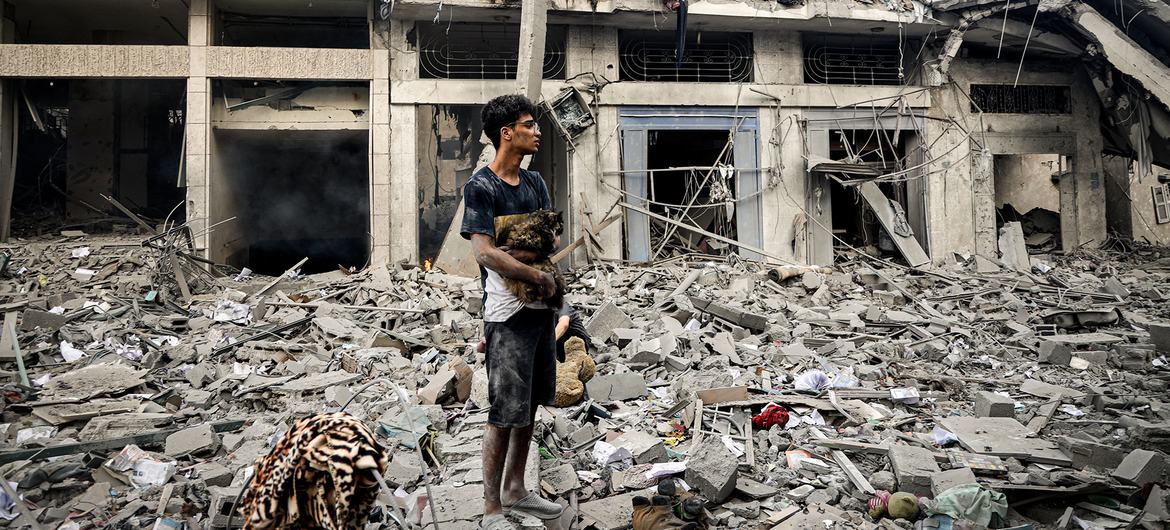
[470,233,556,295]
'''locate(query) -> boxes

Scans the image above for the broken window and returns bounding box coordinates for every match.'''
[803,34,912,85]
[8,0,188,45]
[995,154,1067,252]
[12,79,185,233]
[415,23,567,80]
[970,85,1072,114]
[1154,184,1170,224]
[618,30,753,82]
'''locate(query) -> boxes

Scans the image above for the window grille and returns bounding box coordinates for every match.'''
[618,30,753,82]
[416,23,565,80]
[970,84,1072,114]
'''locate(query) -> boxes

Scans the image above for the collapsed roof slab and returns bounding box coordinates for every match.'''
[1069,3,1170,109]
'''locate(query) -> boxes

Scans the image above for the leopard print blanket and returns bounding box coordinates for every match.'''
[239,412,388,530]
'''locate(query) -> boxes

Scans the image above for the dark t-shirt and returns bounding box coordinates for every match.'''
[558,304,589,344]
[459,166,552,322]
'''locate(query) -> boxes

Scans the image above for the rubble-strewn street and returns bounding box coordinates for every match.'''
[2,227,1168,530]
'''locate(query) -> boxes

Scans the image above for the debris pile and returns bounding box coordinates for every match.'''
[2,230,1170,530]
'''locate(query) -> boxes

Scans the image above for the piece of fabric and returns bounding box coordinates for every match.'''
[484,307,557,427]
[460,167,552,323]
[505,492,565,520]
[923,484,1008,528]
[555,303,590,361]
[751,404,790,430]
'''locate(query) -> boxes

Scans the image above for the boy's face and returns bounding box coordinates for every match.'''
[503,112,542,155]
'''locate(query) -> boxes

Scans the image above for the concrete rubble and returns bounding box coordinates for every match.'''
[1,230,1169,530]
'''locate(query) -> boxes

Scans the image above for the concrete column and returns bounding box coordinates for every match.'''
[972,147,996,257]
[517,0,548,100]
[187,0,214,256]
[758,107,806,262]
[564,26,618,263]
[924,86,977,260]
[1068,71,1107,251]
[753,31,802,84]
[0,8,15,242]
[369,9,392,265]
[388,104,417,263]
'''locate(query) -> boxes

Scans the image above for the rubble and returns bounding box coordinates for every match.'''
[2,232,1170,530]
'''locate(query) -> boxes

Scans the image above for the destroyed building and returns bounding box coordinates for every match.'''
[0,0,1168,269]
[2,1,1170,530]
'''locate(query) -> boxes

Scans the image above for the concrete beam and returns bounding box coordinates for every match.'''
[391,0,940,31]
[0,45,189,78]
[205,47,371,80]
[389,80,932,108]
[1070,4,1170,108]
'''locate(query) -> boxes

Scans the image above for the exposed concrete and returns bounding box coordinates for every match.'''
[205,47,371,80]
[994,154,1062,213]
[0,14,11,242]
[212,87,370,130]
[1104,158,1170,245]
[1070,4,1170,109]
[516,0,547,100]
[0,44,189,78]
[388,104,418,263]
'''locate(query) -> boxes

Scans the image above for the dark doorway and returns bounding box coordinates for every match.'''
[212,130,369,275]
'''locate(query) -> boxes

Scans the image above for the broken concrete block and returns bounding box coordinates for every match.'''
[688,296,768,332]
[931,467,977,496]
[20,308,67,332]
[418,369,456,405]
[1057,436,1128,470]
[1150,323,1170,354]
[586,302,633,343]
[165,423,218,457]
[998,222,1029,271]
[786,484,815,501]
[1111,449,1165,486]
[1072,350,1108,366]
[684,436,739,502]
[889,445,941,497]
[185,363,215,389]
[610,430,665,464]
[585,372,646,402]
[540,463,581,495]
[1037,340,1073,365]
[192,462,233,487]
[974,391,1014,418]
[1102,277,1130,297]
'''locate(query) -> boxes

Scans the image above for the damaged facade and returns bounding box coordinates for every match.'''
[0,0,1166,270]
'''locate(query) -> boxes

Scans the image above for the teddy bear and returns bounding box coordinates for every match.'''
[553,336,596,407]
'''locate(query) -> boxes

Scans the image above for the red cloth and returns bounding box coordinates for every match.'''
[751,404,789,429]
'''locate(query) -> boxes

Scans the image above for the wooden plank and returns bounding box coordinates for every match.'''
[808,429,875,495]
[856,182,930,266]
[0,419,246,464]
[696,386,749,405]
[551,213,620,265]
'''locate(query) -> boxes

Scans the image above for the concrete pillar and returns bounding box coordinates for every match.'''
[0,6,15,242]
[386,18,418,264]
[753,31,802,84]
[1068,71,1107,251]
[758,107,806,262]
[517,0,548,100]
[564,26,619,263]
[972,147,996,257]
[187,0,214,256]
[925,86,977,260]
[369,8,392,265]
[388,104,417,263]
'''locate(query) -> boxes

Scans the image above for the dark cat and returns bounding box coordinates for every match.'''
[494,209,567,308]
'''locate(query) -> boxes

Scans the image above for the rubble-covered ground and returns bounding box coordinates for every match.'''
[1,227,1169,530]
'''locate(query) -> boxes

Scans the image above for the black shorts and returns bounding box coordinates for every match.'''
[484,307,557,428]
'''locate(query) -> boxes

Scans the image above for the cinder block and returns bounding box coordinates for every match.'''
[974,391,1014,418]
[1038,340,1073,365]
[1112,449,1165,486]
[889,445,941,497]
[1056,436,1128,470]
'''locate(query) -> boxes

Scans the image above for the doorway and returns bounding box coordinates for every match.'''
[619,107,761,262]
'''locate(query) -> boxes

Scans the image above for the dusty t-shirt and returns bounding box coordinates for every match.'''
[459,166,552,322]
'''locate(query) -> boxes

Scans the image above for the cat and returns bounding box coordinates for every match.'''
[494,209,567,309]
